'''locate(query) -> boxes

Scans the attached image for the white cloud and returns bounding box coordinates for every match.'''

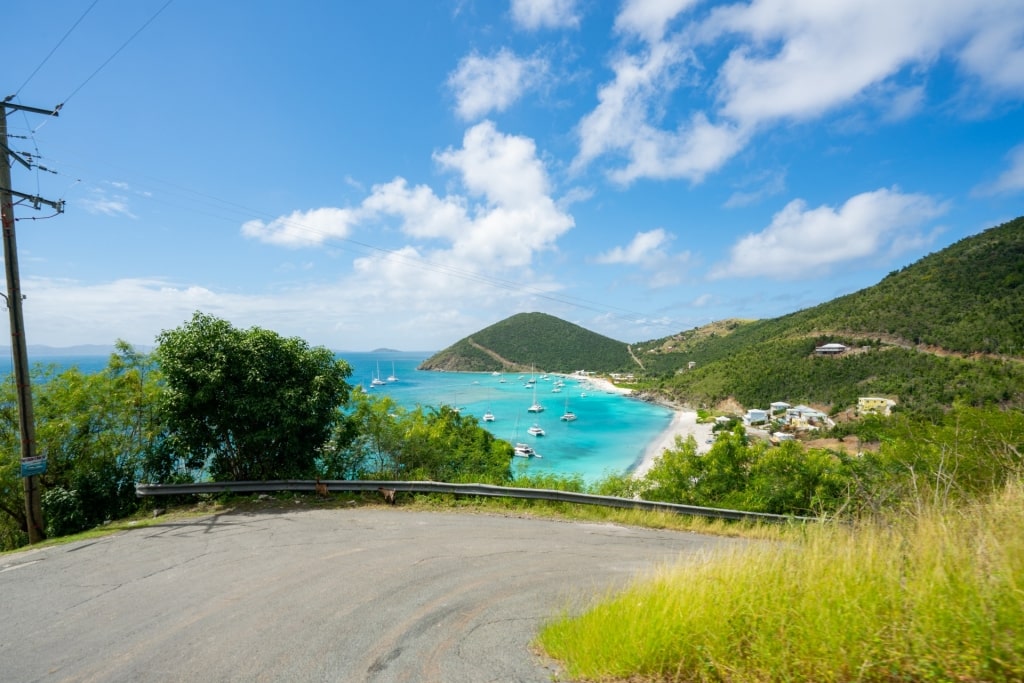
[596,228,671,265]
[595,228,690,288]
[573,39,748,184]
[975,143,1024,195]
[448,48,548,120]
[575,0,1024,184]
[239,121,574,322]
[615,0,699,42]
[241,207,358,248]
[510,0,579,30]
[79,188,137,219]
[958,7,1024,95]
[362,178,469,240]
[711,187,948,280]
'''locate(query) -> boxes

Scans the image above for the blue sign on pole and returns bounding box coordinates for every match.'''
[20,457,47,478]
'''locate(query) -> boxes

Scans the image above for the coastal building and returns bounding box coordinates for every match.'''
[784,405,830,430]
[687,361,697,369]
[744,409,769,425]
[858,396,897,416]
[815,343,848,355]
[770,401,791,414]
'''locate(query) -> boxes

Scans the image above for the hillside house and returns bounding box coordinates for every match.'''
[744,409,769,425]
[858,396,897,416]
[815,343,848,355]
[687,361,697,369]
[770,401,791,414]
[785,405,830,429]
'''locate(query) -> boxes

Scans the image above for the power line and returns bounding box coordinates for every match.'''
[11,0,101,98]
[60,0,177,109]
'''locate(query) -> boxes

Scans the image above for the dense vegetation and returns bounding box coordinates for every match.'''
[0,315,512,550]
[420,311,635,373]
[632,216,1024,415]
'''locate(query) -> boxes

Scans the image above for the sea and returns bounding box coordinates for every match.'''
[1,350,675,483]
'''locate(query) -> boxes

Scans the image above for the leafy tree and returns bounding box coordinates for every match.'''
[744,442,853,515]
[337,391,512,483]
[153,313,352,481]
[0,343,163,547]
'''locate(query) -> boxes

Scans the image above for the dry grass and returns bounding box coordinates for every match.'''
[539,479,1024,682]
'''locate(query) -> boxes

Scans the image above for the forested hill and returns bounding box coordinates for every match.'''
[419,312,634,373]
[633,215,1024,415]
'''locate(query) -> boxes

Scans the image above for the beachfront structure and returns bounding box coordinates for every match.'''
[858,396,897,416]
[815,343,848,355]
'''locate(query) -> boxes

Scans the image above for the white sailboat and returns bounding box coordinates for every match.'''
[560,396,577,422]
[527,375,544,413]
[386,361,398,382]
[527,423,545,436]
[370,361,386,387]
[511,417,541,457]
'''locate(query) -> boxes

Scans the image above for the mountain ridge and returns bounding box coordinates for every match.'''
[421,216,1024,415]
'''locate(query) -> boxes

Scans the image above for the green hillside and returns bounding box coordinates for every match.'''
[421,217,1024,415]
[419,312,634,373]
[634,216,1024,415]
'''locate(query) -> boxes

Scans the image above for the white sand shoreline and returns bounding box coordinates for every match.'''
[632,407,715,479]
[556,373,714,478]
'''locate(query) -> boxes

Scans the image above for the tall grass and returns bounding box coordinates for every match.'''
[539,479,1024,682]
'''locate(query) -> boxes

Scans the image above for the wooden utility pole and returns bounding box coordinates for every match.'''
[1,99,62,543]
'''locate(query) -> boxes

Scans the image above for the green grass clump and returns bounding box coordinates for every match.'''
[539,479,1024,682]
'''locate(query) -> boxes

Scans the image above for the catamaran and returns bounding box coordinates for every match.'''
[560,396,577,422]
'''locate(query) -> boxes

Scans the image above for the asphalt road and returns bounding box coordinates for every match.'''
[1,506,736,682]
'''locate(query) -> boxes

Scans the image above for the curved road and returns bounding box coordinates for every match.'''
[1,507,735,682]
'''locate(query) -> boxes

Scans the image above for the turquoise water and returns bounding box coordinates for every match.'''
[4,351,674,483]
[347,352,673,482]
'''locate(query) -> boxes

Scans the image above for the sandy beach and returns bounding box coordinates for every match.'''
[632,408,715,479]
[564,373,715,479]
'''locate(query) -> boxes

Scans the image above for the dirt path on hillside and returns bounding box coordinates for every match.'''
[628,344,645,370]
[467,338,531,371]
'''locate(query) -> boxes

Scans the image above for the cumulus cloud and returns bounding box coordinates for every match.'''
[710,187,948,280]
[575,0,1024,185]
[596,228,671,265]
[241,120,573,301]
[448,48,548,120]
[241,207,359,248]
[614,0,699,42]
[510,0,579,30]
[974,143,1024,195]
[595,228,690,287]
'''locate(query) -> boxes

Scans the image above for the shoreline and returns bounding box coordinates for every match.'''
[631,401,715,479]
[569,375,715,478]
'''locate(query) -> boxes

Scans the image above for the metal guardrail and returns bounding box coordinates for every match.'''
[135,480,816,524]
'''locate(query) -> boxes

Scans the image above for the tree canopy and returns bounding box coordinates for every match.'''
[153,312,352,481]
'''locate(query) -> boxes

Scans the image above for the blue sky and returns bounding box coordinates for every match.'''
[4,0,1023,351]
